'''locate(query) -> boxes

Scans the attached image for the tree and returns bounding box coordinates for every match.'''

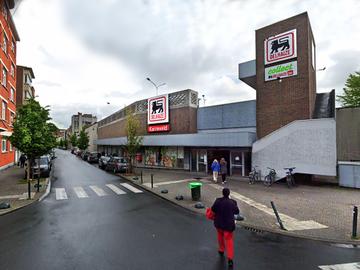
[69,133,78,148]
[63,138,69,150]
[77,128,89,151]
[9,98,58,199]
[337,71,360,107]
[123,108,143,174]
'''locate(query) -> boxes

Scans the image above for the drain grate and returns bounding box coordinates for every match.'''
[243,226,264,233]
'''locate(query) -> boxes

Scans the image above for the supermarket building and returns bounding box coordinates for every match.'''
[96,12,359,182]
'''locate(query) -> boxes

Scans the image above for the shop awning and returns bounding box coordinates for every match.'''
[96,130,256,147]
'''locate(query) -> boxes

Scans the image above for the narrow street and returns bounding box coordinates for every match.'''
[0,150,359,270]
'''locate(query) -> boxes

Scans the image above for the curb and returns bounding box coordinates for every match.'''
[39,176,51,202]
[119,174,360,246]
[0,174,52,217]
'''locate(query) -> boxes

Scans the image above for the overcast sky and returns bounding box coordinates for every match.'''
[12,0,360,128]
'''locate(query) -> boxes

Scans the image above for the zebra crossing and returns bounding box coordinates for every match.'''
[54,183,143,200]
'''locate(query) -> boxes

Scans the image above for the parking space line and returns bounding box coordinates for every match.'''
[209,184,327,231]
[120,183,143,193]
[89,185,107,196]
[106,184,126,195]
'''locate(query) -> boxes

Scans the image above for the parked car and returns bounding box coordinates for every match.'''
[87,152,99,163]
[105,157,128,173]
[81,151,90,161]
[24,156,51,179]
[98,156,111,170]
[76,150,83,157]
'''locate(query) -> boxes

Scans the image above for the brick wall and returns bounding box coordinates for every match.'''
[255,12,316,139]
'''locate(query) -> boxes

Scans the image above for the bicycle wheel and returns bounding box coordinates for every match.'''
[264,175,271,186]
[249,174,255,184]
[286,175,292,188]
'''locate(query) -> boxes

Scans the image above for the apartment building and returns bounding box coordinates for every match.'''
[16,65,35,107]
[70,112,97,137]
[0,0,20,170]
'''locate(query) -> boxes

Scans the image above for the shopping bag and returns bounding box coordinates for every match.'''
[206,207,215,220]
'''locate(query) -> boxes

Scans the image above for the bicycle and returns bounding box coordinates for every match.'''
[248,166,260,184]
[284,167,296,188]
[264,167,276,186]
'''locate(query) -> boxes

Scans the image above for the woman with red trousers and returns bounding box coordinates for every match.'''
[211,188,239,268]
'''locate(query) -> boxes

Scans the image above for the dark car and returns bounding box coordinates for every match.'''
[98,156,111,170]
[105,157,128,173]
[87,152,99,163]
[81,151,90,161]
[24,156,51,179]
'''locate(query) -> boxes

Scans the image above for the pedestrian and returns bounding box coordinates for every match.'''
[19,154,26,168]
[211,159,220,182]
[211,188,239,268]
[220,158,228,184]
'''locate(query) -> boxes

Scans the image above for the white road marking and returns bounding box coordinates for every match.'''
[0,195,22,199]
[73,187,89,198]
[55,188,68,200]
[89,185,107,196]
[318,262,360,269]
[19,192,36,200]
[106,184,126,195]
[209,184,328,231]
[120,183,143,193]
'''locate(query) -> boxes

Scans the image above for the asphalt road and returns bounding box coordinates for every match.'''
[0,150,359,270]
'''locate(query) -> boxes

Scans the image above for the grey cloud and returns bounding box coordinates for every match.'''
[318,50,360,91]
[36,80,62,87]
[48,103,118,129]
[60,0,252,88]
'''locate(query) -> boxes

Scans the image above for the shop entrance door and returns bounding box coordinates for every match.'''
[191,149,197,171]
[207,150,230,175]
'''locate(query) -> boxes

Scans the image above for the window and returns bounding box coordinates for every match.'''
[1,100,6,120]
[10,87,14,101]
[2,32,7,54]
[9,142,12,151]
[10,112,14,125]
[2,4,7,20]
[10,63,14,77]
[2,67,7,87]
[1,139,6,153]
[11,40,15,53]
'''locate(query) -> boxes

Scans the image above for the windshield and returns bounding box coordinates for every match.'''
[35,158,48,166]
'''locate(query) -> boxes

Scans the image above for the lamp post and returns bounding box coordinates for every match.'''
[146,77,166,96]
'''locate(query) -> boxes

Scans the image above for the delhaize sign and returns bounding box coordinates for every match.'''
[265,61,298,81]
[147,94,169,125]
[264,29,297,65]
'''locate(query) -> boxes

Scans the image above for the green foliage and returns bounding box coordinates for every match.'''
[123,108,143,173]
[77,128,89,151]
[69,133,78,147]
[9,98,58,160]
[337,71,360,107]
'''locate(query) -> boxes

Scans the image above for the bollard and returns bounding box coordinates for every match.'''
[352,206,358,239]
[141,171,143,184]
[270,201,286,230]
[151,174,154,188]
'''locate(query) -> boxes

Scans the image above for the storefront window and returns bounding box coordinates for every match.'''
[198,149,207,172]
[144,147,184,168]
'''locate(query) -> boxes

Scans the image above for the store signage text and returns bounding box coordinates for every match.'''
[147,94,169,124]
[265,61,298,81]
[147,124,170,133]
[264,29,297,65]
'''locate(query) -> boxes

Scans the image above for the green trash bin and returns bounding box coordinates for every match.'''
[189,182,202,201]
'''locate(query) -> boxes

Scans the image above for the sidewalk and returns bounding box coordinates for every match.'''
[0,165,48,215]
[121,168,360,243]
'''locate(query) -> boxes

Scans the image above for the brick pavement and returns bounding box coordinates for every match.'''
[122,168,360,243]
[0,165,48,215]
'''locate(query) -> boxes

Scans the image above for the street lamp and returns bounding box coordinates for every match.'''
[146,77,166,96]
